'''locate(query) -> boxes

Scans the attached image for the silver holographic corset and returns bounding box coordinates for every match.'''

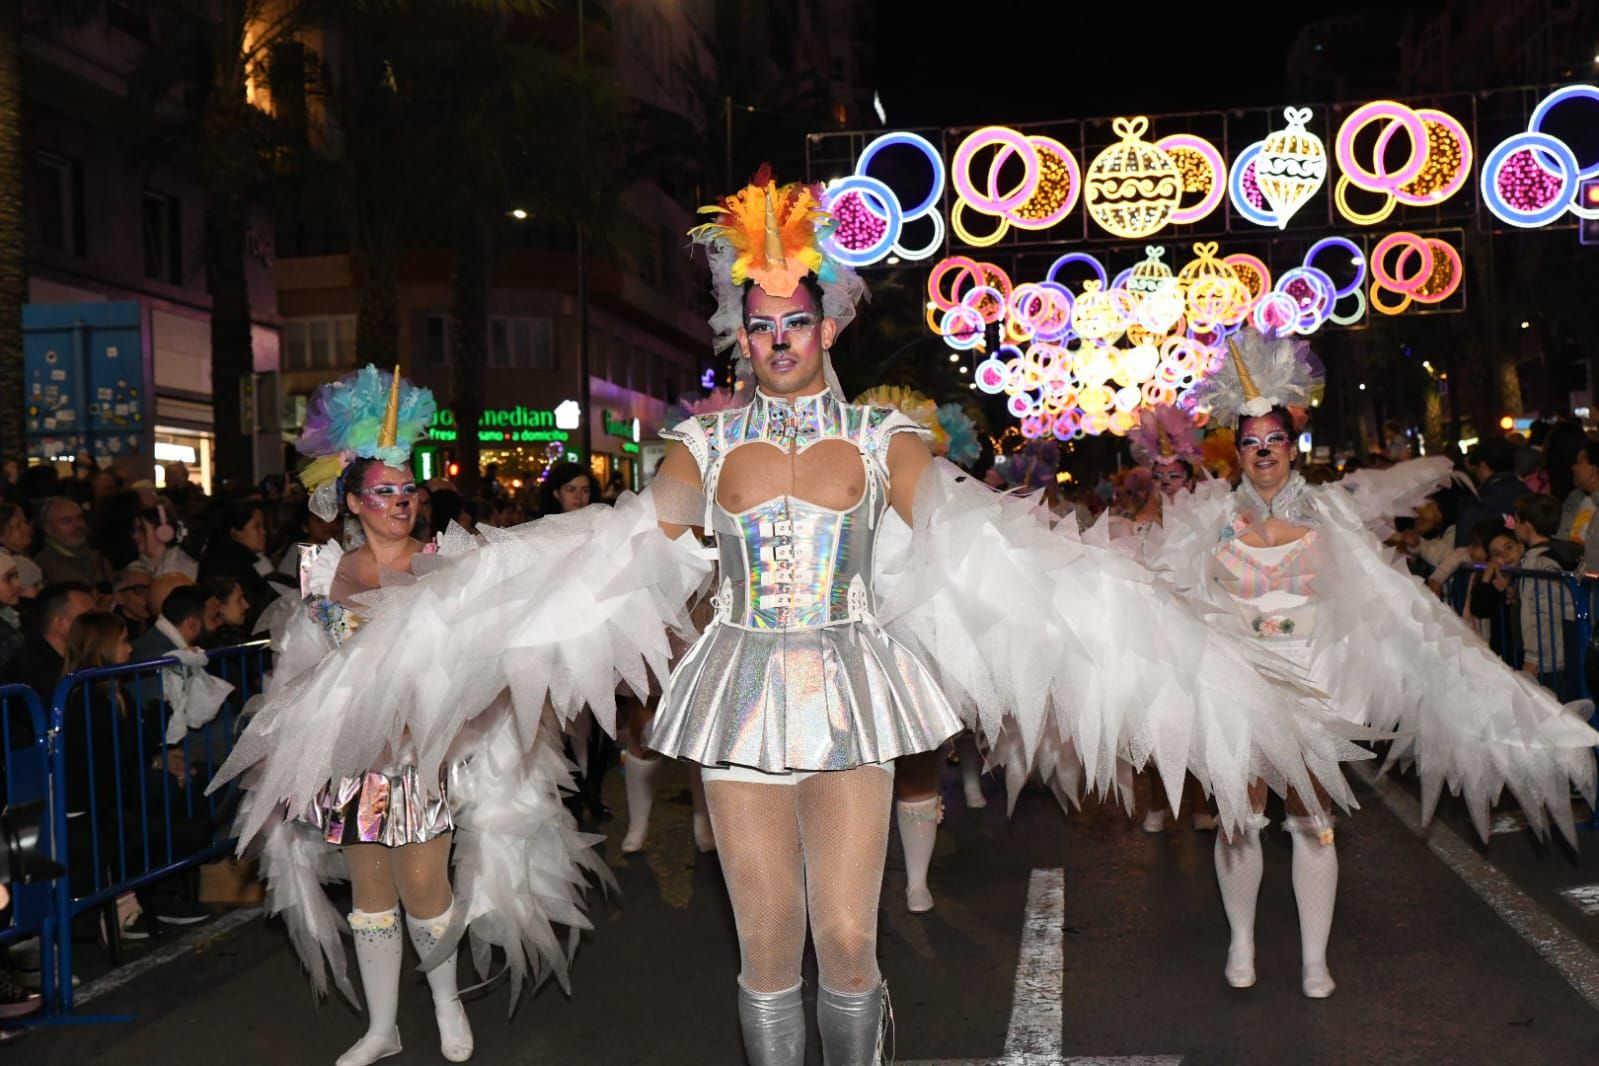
[647,390,964,773]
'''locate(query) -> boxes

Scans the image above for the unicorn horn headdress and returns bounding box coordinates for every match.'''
[1190,327,1323,425]
[297,364,436,521]
[1128,404,1203,467]
[688,165,868,399]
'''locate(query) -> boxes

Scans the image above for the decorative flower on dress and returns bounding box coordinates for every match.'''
[309,597,361,645]
[297,365,435,521]
[1251,615,1297,638]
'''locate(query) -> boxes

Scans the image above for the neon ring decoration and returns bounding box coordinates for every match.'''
[991,135,1081,230]
[1227,142,1280,228]
[1254,107,1327,229]
[1303,236,1366,299]
[1369,231,1463,315]
[1481,131,1583,228]
[1528,85,1599,180]
[821,176,901,265]
[855,132,945,218]
[1333,100,1471,224]
[1155,134,1227,224]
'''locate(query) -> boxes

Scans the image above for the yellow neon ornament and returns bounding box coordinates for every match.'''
[1084,117,1183,239]
[1255,107,1327,229]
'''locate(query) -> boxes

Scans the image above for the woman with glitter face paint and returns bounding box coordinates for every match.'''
[212,367,605,1066]
[1145,328,1599,1000]
[221,181,1376,1066]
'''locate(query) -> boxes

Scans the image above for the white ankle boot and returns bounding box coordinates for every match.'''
[621,753,664,853]
[405,903,474,1062]
[338,908,404,1066]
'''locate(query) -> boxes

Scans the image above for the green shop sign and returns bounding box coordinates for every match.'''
[601,409,641,443]
[427,401,581,444]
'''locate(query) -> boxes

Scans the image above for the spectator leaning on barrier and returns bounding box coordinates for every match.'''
[1513,493,1581,687]
[1455,437,1533,547]
[31,497,113,588]
[0,581,96,710]
[1472,519,1521,656]
[131,584,213,663]
[1569,438,1599,556]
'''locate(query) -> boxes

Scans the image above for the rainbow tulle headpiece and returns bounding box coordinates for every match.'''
[297,364,435,520]
[1128,405,1203,468]
[854,386,982,467]
[689,166,867,359]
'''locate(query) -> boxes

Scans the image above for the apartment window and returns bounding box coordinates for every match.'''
[488,316,555,369]
[426,314,451,366]
[282,316,357,370]
[34,151,85,256]
[142,191,182,284]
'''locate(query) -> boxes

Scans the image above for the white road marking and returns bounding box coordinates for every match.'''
[902,868,1183,1066]
[1558,884,1599,917]
[1355,763,1599,1012]
[74,907,263,1006]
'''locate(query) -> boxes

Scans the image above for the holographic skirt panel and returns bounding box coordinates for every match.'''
[646,620,963,773]
[301,762,455,847]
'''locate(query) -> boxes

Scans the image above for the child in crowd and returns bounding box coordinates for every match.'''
[1512,494,1583,692]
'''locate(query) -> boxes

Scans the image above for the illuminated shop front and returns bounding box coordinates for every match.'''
[414,400,583,486]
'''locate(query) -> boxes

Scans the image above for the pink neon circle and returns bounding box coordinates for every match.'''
[952,127,1041,215]
[1336,101,1429,191]
[1369,231,1462,303]
[1388,109,1473,206]
[986,136,1081,229]
[1411,239,1462,304]
[1157,134,1227,224]
[928,256,984,310]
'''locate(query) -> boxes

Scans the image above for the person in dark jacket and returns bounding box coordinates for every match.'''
[1455,437,1533,547]
[197,500,279,629]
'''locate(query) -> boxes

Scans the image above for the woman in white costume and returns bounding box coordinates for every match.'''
[210,367,606,1065]
[1145,329,1599,999]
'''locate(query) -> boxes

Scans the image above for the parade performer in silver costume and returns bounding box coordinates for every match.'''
[210,367,607,1066]
[215,177,1376,1066]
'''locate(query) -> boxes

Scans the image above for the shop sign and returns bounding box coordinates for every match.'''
[602,409,641,443]
[428,401,580,444]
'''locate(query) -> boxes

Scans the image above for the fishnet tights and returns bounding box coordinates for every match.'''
[705,766,892,995]
[344,834,455,920]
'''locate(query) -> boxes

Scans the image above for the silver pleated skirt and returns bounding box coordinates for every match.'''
[646,620,963,772]
[301,762,455,847]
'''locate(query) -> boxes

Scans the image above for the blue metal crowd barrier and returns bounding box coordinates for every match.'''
[0,683,59,1019]
[1439,563,1599,829]
[37,640,269,1017]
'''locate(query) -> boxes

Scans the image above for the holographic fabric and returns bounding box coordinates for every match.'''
[299,546,457,847]
[651,389,963,773]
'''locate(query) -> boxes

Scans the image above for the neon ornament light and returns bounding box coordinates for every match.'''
[1254,107,1327,229]
[1085,117,1183,239]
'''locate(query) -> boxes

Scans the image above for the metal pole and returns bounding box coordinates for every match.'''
[577,0,592,466]
[724,95,733,190]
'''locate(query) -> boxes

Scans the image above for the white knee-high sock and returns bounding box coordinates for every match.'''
[1214,814,1268,987]
[338,908,404,1066]
[1285,814,1339,998]
[896,797,940,913]
[622,754,664,852]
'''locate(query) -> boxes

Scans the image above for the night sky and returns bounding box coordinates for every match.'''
[869,0,1431,128]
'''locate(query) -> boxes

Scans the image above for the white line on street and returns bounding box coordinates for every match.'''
[1558,884,1599,918]
[1355,763,1599,1012]
[902,868,1183,1066]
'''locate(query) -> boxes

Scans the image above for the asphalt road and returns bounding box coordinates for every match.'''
[17,757,1599,1065]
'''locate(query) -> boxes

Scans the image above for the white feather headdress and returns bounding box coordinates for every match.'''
[1191,327,1323,425]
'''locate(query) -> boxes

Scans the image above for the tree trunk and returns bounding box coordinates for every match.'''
[449,216,489,498]
[206,202,254,486]
[0,3,26,463]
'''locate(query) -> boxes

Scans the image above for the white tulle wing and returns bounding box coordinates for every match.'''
[211,488,713,846]
[877,462,1366,835]
[1308,488,1599,843]
[1339,456,1454,539]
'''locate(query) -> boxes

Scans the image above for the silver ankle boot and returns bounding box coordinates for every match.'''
[816,981,887,1066]
[736,980,805,1066]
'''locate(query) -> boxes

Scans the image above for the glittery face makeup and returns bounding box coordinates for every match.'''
[740,284,832,397]
[352,463,419,538]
